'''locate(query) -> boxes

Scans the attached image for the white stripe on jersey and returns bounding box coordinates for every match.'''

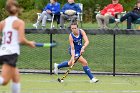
[0,16,20,56]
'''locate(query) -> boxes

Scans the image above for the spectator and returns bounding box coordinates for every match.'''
[115,0,140,29]
[96,0,123,29]
[33,0,60,29]
[60,0,81,29]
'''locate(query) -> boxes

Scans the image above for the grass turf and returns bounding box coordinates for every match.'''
[26,22,128,29]
[1,74,140,93]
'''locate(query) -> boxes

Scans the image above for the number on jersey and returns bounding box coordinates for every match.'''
[3,31,12,44]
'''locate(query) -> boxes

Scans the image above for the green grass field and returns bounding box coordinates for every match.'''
[1,74,140,93]
[25,22,128,29]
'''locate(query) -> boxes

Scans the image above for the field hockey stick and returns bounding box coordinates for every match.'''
[35,40,57,48]
[58,54,82,83]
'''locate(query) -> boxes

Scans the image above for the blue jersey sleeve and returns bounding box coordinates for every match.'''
[61,3,67,13]
[43,4,49,11]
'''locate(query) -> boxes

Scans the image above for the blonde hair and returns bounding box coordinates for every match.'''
[5,0,21,15]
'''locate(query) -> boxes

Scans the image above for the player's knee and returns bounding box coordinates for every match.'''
[82,62,88,66]
[68,62,72,66]
[12,76,20,83]
[85,62,88,66]
[2,81,9,86]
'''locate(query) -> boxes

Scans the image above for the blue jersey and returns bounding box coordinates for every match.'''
[69,30,83,57]
[61,3,81,15]
[43,2,60,15]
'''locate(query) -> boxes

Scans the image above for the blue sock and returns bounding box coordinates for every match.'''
[58,61,69,69]
[83,66,94,80]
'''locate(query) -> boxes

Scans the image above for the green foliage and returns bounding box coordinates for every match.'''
[19,9,41,22]
[0,8,7,21]
[0,0,7,21]
[18,0,35,10]
[0,0,6,9]
[119,0,136,11]
[34,0,49,10]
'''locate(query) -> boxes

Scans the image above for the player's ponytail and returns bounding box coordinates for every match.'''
[5,0,21,15]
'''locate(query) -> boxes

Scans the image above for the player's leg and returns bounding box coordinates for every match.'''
[11,68,20,93]
[58,61,70,69]
[54,54,78,75]
[78,56,93,79]
[0,64,13,85]
[54,47,71,74]
[0,54,20,92]
[78,56,99,83]
[54,60,70,75]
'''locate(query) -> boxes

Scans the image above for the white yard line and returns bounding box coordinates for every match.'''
[64,90,140,93]
[23,79,139,85]
[1,90,140,93]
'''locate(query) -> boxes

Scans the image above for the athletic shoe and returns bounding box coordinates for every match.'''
[90,77,99,83]
[33,23,39,29]
[54,63,59,75]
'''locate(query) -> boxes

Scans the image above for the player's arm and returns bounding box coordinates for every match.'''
[81,29,89,50]
[69,34,75,64]
[17,20,35,48]
[0,21,4,33]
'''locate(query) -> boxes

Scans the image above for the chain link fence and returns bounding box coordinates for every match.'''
[15,29,140,75]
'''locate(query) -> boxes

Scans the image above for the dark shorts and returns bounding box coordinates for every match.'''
[0,53,18,67]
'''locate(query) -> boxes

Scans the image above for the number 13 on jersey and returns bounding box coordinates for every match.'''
[3,31,12,44]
